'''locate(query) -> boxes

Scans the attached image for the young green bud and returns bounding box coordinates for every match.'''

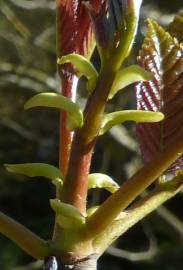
[50,199,85,230]
[88,173,119,193]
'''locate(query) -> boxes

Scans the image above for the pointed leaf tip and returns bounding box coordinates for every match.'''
[24,93,83,130]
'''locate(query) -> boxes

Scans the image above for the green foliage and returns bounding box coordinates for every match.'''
[1,1,183,269]
[88,173,119,193]
[57,53,98,93]
[50,199,85,230]
[100,110,164,135]
[24,92,84,130]
[108,65,153,100]
[5,163,63,186]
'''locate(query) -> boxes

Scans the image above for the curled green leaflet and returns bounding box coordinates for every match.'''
[50,199,85,230]
[57,53,98,93]
[5,163,63,186]
[109,65,153,99]
[88,173,119,193]
[100,110,164,135]
[24,93,83,130]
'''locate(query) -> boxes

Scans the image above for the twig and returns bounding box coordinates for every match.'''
[109,124,139,152]
[0,119,40,142]
[107,244,157,262]
[156,206,183,238]
[0,211,50,259]
[14,260,43,270]
[1,3,30,39]
[106,222,158,262]
[0,62,58,91]
[9,0,55,10]
[0,74,48,92]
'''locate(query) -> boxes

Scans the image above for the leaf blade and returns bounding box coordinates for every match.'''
[57,53,98,93]
[136,19,183,172]
[109,65,153,99]
[100,110,164,135]
[50,199,85,229]
[24,93,83,130]
[57,0,106,58]
[88,173,119,193]
[5,163,63,185]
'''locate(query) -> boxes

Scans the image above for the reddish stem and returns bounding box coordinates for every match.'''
[59,72,75,176]
[62,65,117,214]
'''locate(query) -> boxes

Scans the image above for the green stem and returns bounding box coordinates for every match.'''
[85,129,183,238]
[93,178,183,256]
[0,211,50,259]
[115,9,139,67]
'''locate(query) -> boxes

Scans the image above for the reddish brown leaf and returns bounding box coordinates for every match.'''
[56,0,106,175]
[56,0,106,58]
[136,19,183,172]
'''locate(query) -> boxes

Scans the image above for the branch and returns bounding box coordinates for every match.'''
[85,129,183,238]
[156,206,183,238]
[0,62,57,91]
[0,118,40,142]
[107,221,158,262]
[14,260,43,270]
[107,244,157,262]
[0,211,51,259]
[1,3,30,39]
[9,0,55,10]
[92,178,183,256]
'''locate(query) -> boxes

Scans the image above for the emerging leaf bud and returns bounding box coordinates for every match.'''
[85,0,143,65]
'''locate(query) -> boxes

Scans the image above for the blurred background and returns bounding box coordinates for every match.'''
[0,0,183,269]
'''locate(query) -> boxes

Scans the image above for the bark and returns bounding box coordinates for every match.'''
[44,255,97,270]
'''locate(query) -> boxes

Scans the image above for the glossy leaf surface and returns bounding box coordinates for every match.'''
[88,173,119,193]
[109,65,153,99]
[136,19,183,171]
[5,163,63,185]
[57,54,98,93]
[24,93,83,130]
[100,110,164,135]
[50,199,85,229]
